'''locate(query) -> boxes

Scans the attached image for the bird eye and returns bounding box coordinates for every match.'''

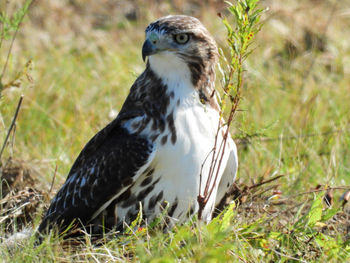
[174,33,189,44]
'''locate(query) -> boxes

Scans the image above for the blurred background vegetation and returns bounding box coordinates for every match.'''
[1,0,349,197]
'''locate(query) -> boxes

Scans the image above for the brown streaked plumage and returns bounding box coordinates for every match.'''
[38,15,238,237]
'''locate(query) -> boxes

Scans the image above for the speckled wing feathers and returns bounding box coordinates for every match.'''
[38,117,154,233]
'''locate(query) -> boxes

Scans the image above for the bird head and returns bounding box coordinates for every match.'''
[142,15,218,87]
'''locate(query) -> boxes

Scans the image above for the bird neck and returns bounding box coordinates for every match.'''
[148,52,219,111]
[148,52,193,88]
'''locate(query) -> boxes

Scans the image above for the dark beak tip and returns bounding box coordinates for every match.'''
[142,39,154,62]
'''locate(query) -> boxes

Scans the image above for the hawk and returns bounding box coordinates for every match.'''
[38,15,238,235]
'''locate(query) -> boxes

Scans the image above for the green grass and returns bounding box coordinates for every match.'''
[1,0,350,261]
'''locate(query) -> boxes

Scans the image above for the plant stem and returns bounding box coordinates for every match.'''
[0,95,23,161]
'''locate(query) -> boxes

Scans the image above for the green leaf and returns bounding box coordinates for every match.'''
[220,202,236,230]
[321,207,338,222]
[125,201,143,234]
[222,17,233,36]
[307,195,323,227]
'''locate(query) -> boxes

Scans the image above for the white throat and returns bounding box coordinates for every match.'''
[149,52,192,85]
[149,51,197,103]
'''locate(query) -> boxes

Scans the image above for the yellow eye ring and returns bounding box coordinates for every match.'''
[174,34,190,44]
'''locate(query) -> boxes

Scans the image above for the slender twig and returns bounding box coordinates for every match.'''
[252,185,279,200]
[10,122,16,156]
[205,61,235,184]
[198,127,227,220]
[271,248,307,263]
[205,118,221,191]
[198,148,215,198]
[236,129,344,146]
[248,175,284,190]
[284,186,350,200]
[203,57,244,210]
[205,106,235,204]
[198,109,223,220]
[49,163,58,194]
[0,95,23,161]
[203,126,225,196]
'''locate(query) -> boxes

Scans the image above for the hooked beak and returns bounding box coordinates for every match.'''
[142,39,157,62]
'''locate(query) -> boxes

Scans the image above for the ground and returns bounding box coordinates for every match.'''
[1,0,350,262]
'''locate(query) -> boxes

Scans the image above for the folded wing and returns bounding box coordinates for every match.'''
[38,116,155,233]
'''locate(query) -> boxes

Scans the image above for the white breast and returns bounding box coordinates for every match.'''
[149,52,232,221]
[118,52,235,224]
[153,93,227,222]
